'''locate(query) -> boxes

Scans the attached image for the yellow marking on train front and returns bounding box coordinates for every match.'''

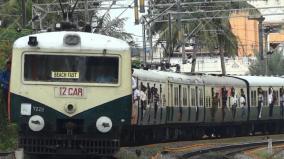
[51,71,79,79]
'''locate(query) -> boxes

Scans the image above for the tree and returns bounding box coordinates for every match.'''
[249,50,284,75]
[93,13,133,42]
[151,0,259,74]
[0,0,33,28]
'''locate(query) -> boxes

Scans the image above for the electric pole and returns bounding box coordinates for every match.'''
[249,16,265,75]
[21,0,26,26]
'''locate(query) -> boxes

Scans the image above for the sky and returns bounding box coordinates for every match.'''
[107,0,145,45]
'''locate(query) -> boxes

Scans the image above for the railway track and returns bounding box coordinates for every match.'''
[173,140,284,158]
[140,135,284,159]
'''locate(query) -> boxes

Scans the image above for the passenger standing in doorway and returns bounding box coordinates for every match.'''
[131,68,137,90]
[131,69,139,124]
[140,84,147,122]
[258,87,264,119]
[153,87,159,121]
[212,92,219,121]
[280,88,284,118]
[132,86,140,124]
[230,87,237,120]
[240,89,246,119]
[268,87,273,117]
[221,87,228,121]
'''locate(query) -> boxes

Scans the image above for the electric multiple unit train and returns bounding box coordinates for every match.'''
[9,31,284,157]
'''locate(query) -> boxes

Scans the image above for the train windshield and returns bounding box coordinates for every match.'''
[24,54,119,84]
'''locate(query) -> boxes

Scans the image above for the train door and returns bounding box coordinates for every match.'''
[189,86,197,122]
[204,86,212,122]
[172,84,179,122]
[197,86,204,122]
[181,85,188,122]
[250,87,258,120]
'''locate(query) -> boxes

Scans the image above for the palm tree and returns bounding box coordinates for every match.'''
[93,12,133,42]
[151,0,259,74]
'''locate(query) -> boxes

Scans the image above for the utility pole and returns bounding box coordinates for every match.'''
[168,13,172,62]
[84,0,88,23]
[21,0,26,26]
[264,29,269,75]
[142,17,147,66]
[176,0,186,64]
[149,23,153,64]
[190,36,197,73]
[249,16,265,75]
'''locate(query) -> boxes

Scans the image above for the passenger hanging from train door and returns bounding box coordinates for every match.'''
[258,87,264,119]
[212,91,219,122]
[132,85,140,124]
[240,89,247,119]
[268,87,274,117]
[132,68,137,90]
[221,87,228,121]
[271,90,277,117]
[230,87,237,120]
[153,86,160,122]
[280,87,284,118]
[131,68,140,124]
[159,84,163,122]
[140,83,147,122]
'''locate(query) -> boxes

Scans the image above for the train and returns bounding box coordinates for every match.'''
[9,31,284,157]
[10,31,132,157]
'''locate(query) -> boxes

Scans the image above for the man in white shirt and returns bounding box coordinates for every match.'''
[132,69,137,90]
[268,87,273,117]
[280,88,284,118]
[240,89,246,119]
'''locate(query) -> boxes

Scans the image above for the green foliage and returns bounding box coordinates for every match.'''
[132,60,141,69]
[249,51,284,75]
[0,28,32,67]
[0,0,33,28]
[0,123,18,151]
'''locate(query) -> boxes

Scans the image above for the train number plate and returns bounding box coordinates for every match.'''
[54,86,86,98]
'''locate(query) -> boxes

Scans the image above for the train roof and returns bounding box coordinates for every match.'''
[234,76,284,87]
[202,75,247,87]
[13,31,129,52]
[133,69,203,85]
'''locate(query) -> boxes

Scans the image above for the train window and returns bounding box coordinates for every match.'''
[251,90,256,107]
[191,88,196,107]
[205,96,211,108]
[174,87,179,106]
[199,88,204,107]
[187,86,191,107]
[182,87,187,106]
[24,54,119,84]
[170,84,173,106]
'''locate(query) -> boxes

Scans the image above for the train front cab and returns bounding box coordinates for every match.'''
[9,32,132,157]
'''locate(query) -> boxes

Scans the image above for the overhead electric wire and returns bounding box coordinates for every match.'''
[152,5,284,16]
[153,0,266,7]
[154,12,284,23]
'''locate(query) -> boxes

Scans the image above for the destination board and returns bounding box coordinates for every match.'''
[51,71,79,79]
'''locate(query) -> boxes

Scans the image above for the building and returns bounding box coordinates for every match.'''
[229,0,284,57]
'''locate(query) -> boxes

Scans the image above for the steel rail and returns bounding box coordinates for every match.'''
[180,140,284,158]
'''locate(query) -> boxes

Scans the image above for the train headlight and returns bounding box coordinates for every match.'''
[28,115,45,132]
[64,34,80,46]
[96,116,112,133]
[64,104,76,114]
